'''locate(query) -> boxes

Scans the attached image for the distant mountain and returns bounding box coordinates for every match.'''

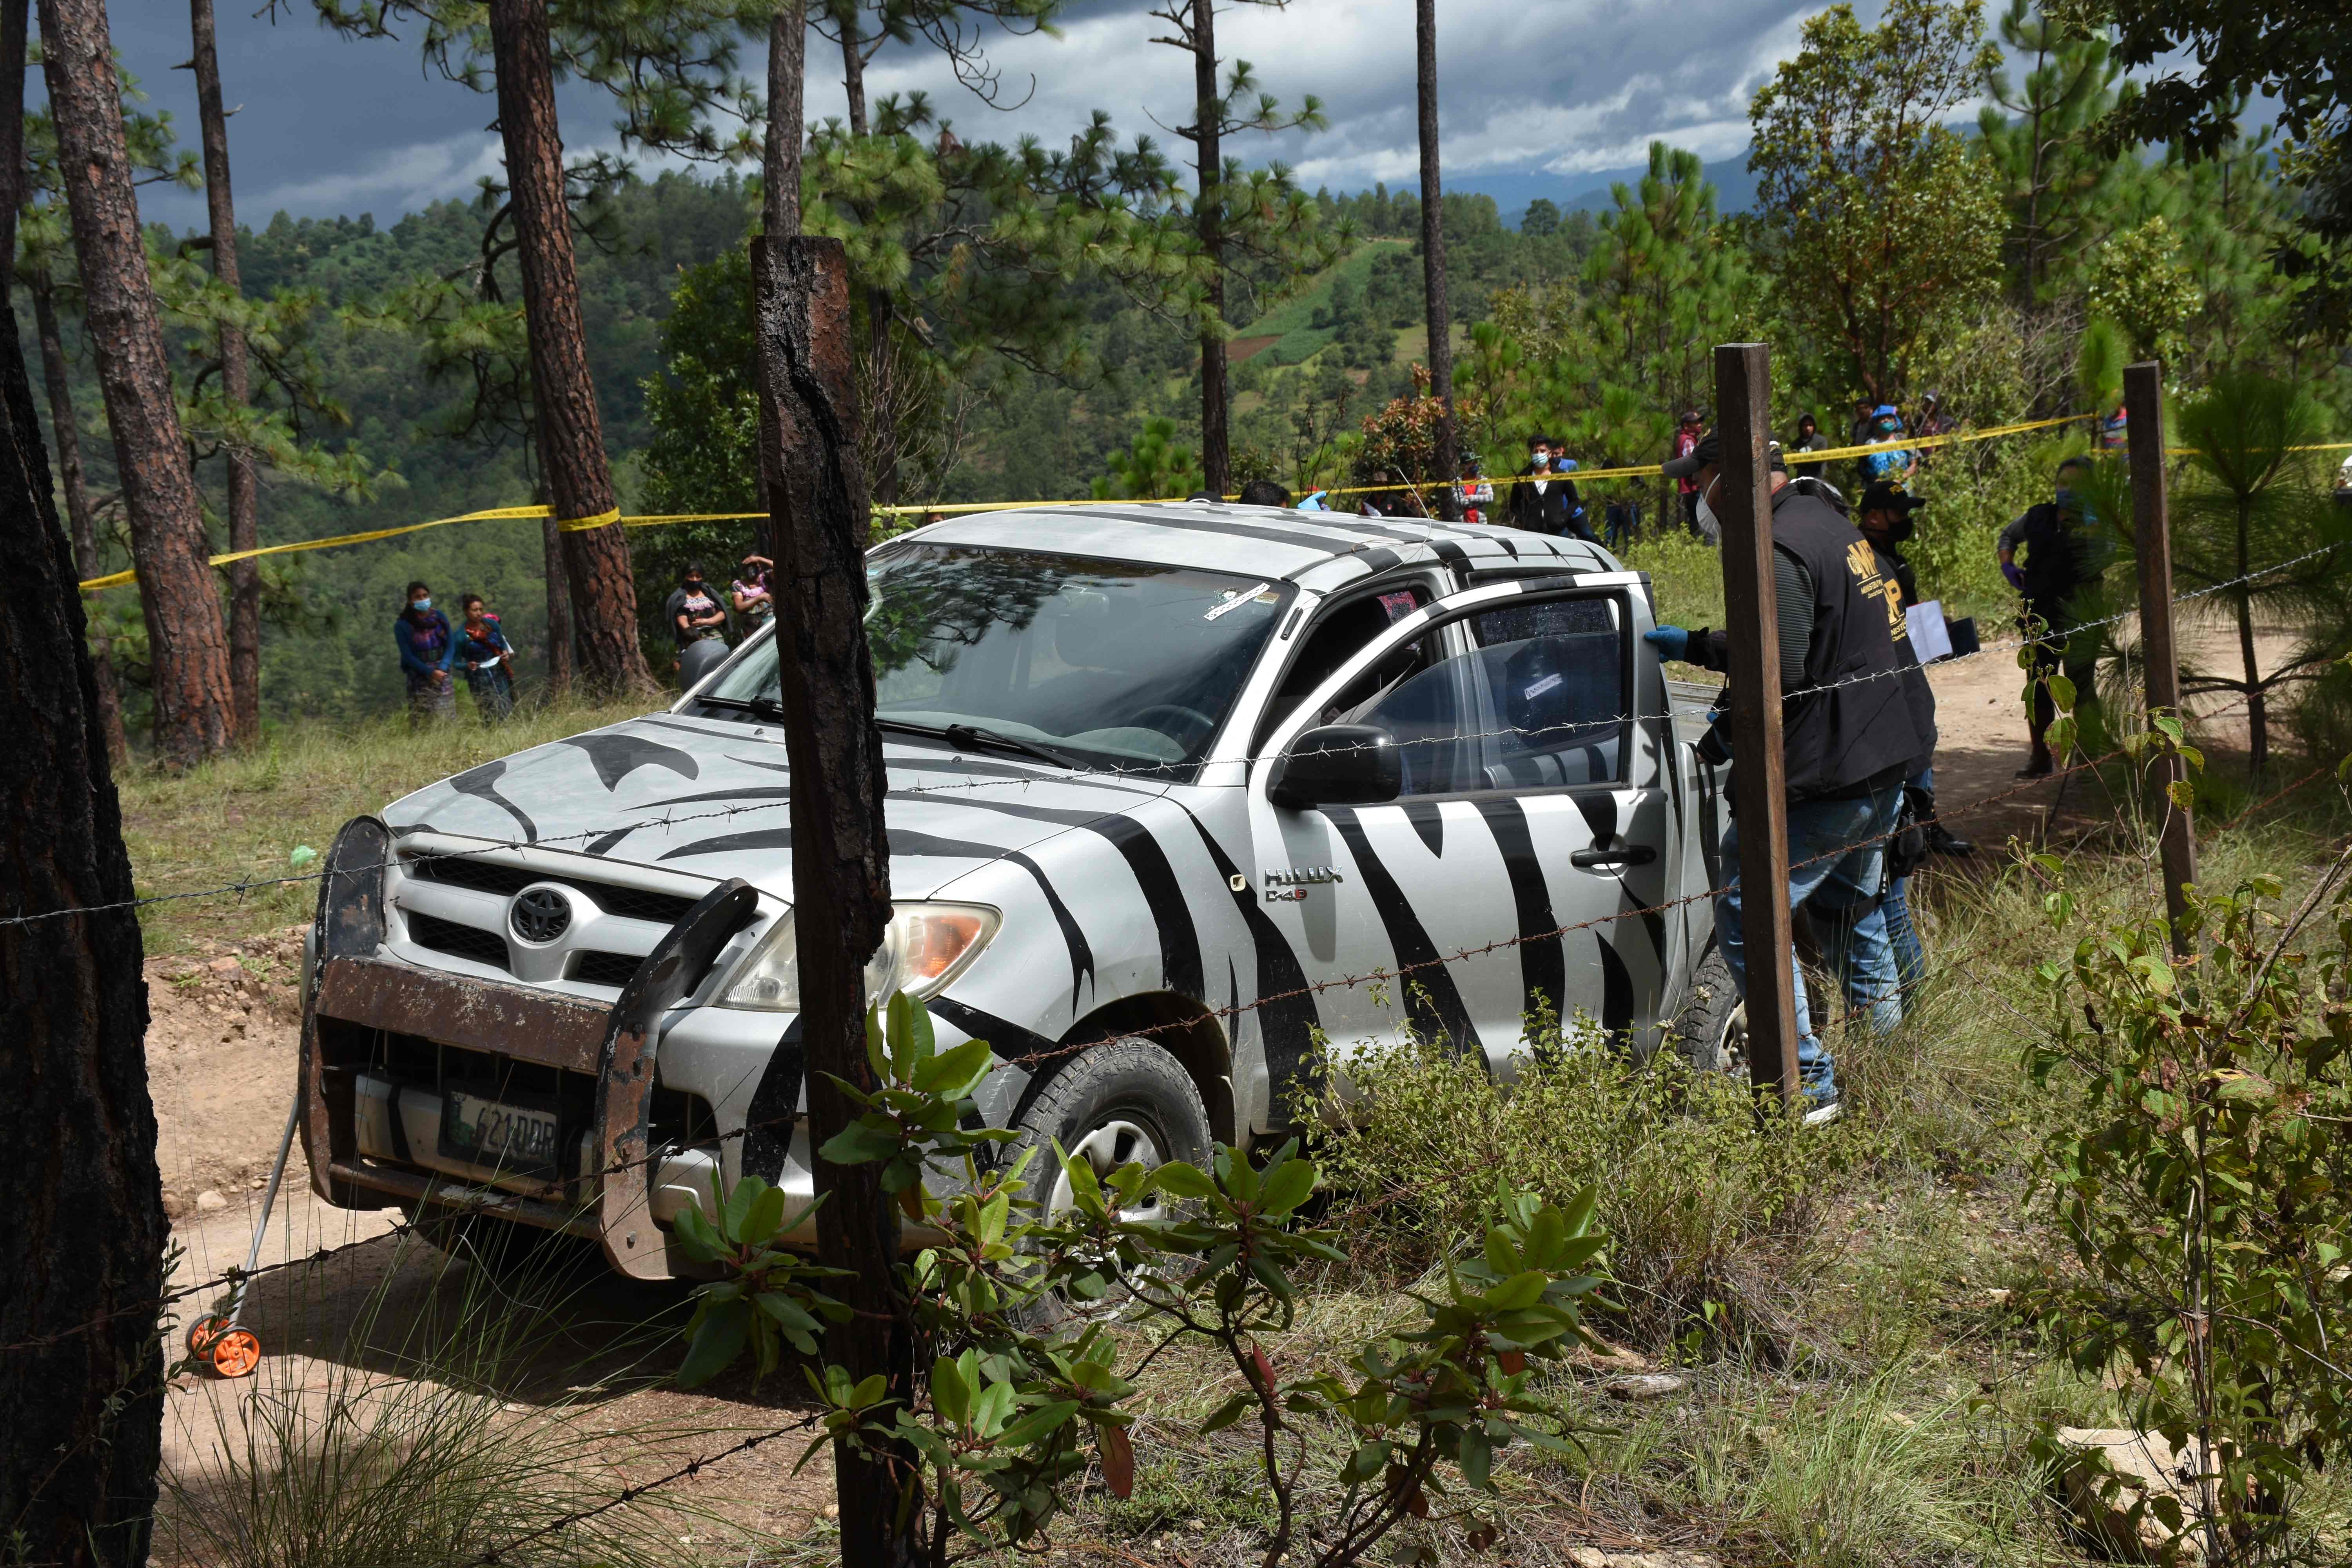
[1445,152,1757,229]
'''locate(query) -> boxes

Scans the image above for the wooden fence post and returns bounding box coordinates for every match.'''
[1714,343,1801,1103]
[2125,361,2198,953]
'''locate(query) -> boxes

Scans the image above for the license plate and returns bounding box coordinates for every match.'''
[438,1089,561,1179]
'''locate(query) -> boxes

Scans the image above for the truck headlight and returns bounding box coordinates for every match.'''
[716,902,1000,1012]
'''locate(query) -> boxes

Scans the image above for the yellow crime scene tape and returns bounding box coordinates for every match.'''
[74,413,2349,592]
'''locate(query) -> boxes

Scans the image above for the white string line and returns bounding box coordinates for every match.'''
[8,548,2323,933]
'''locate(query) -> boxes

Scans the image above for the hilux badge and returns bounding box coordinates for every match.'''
[1263,865,1342,901]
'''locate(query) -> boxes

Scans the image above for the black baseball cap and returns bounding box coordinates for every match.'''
[1858,477,1927,515]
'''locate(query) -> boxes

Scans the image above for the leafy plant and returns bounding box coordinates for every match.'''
[675,997,1611,1566]
[2025,866,2352,1563]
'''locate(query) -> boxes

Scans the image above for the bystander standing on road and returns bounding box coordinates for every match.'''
[730,555,775,628]
[2000,455,2105,778]
[394,580,456,727]
[1790,413,1830,479]
[1510,435,1566,534]
[455,593,520,722]
[1552,450,1598,544]
[1454,453,1494,524]
[1670,411,1704,535]
[1642,430,1938,1122]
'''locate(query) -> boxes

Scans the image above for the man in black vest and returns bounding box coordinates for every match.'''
[1643,431,1938,1123]
[1998,456,2102,777]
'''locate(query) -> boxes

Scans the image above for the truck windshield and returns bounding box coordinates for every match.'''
[698,543,1294,770]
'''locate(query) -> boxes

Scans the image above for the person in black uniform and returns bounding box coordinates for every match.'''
[1509,434,1569,534]
[1643,431,1938,1122]
[1998,455,2103,778]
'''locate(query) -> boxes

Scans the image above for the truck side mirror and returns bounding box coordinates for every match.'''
[1270,724,1402,809]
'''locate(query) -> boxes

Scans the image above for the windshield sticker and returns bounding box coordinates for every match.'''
[1204,582,1272,621]
[1377,590,1419,621]
[1522,672,1563,700]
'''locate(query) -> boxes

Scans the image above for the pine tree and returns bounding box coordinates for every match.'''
[1748,0,2006,405]
[1147,0,1336,495]
[39,0,234,766]
[1975,0,2133,304]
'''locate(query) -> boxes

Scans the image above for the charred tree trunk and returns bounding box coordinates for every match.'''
[487,0,651,699]
[189,0,260,745]
[41,0,233,766]
[1414,0,1456,518]
[753,0,804,566]
[1191,0,1227,499]
[0,284,167,1568]
[0,0,27,296]
[751,233,911,1565]
[33,273,128,764]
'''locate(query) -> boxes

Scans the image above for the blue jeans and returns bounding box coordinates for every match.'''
[1880,764,1933,993]
[1715,785,1906,1100]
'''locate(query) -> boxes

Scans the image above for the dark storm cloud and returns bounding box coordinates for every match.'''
[90,0,1840,227]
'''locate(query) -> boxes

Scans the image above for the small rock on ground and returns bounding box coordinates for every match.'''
[194,1190,228,1213]
[2053,1426,2205,1563]
[1603,1373,1689,1401]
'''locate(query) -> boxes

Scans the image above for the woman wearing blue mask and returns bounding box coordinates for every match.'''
[395,580,456,726]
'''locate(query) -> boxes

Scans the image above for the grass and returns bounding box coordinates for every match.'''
[117,695,646,954]
[116,700,2352,1565]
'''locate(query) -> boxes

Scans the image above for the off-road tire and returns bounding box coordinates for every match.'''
[998,1038,1210,1326]
[1003,1036,1212,1214]
[1670,944,1747,1078]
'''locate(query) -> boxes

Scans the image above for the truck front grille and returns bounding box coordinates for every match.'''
[408,910,513,972]
[405,853,700,925]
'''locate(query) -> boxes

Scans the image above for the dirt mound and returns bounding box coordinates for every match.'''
[147,927,308,1220]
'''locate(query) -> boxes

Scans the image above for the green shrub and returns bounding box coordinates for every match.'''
[1296,1020,1833,1356]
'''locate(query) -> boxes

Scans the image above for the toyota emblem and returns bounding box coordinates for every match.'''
[509,886,573,944]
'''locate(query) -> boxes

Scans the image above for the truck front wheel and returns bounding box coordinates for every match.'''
[1004,1036,1211,1223]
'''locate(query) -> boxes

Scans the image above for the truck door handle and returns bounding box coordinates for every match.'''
[1571,845,1656,868]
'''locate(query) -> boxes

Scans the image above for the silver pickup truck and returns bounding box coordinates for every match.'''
[297,502,1735,1277]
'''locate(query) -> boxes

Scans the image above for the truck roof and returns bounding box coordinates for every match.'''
[887,501,1619,593]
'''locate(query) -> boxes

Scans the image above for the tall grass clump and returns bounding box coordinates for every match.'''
[1297,1016,1836,1356]
[160,1234,720,1568]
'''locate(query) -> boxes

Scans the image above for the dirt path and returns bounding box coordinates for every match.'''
[145,945,834,1565]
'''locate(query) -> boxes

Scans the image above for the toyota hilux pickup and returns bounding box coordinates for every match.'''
[297,501,1737,1278]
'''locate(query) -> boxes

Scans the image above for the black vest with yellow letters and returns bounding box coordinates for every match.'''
[1769,485,1938,800]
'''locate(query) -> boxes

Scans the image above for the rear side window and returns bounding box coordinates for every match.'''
[1465,597,1625,788]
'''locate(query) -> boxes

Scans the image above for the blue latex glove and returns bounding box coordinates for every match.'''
[2002,562,2027,591]
[1644,625,1691,662]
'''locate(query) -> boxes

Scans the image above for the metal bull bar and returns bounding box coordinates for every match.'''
[298,815,758,1280]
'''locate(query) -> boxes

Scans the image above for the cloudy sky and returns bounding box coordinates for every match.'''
[92,0,1840,231]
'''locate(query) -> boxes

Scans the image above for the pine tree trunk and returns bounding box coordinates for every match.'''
[756,0,804,566]
[835,27,901,509]
[190,0,260,745]
[33,272,128,764]
[1414,0,1455,518]
[1192,0,1227,498]
[540,509,573,699]
[487,0,651,699]
[751,233,913,1565]
[40,0,234,766]
[0,288,167,1568]
[0,0,27,296]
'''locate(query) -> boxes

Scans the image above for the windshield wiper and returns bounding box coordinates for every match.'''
[877,717,1082,769]
[694,693,788,721]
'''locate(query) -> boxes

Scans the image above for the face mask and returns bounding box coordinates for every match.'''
[1530,453,1546,467]
[686,581,706,593]
[1876,514,1915,545]
[412,597,431,613]
[2054,487,2078,510]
